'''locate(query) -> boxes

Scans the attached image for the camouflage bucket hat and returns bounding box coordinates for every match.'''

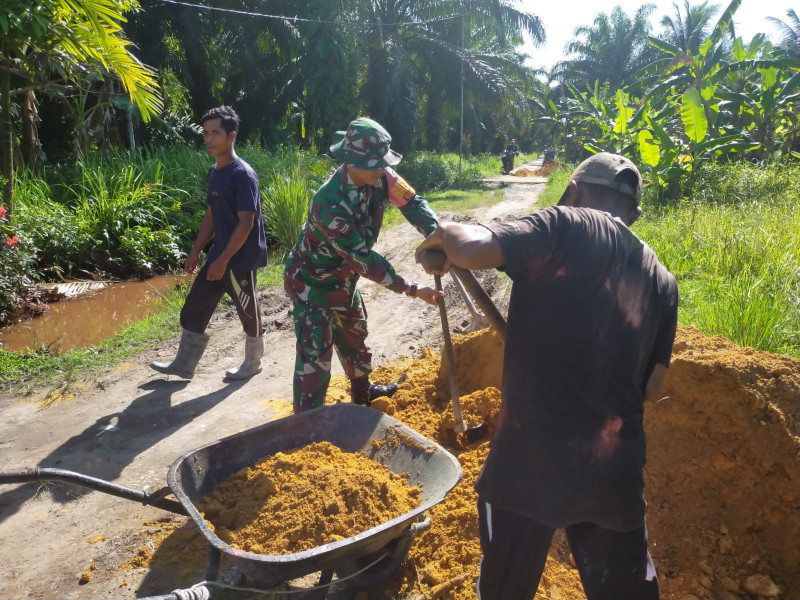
[330,118,402,169]
[563,152,642,205]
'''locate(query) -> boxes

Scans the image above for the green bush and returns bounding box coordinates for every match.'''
[0,208,38,326]
[119,226,185,276]
[396,152,497,192]
[13,174,88,277]
[261,173,313,258]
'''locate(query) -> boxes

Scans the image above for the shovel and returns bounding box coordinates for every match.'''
[426,260,490,444]
[449,272,491,333]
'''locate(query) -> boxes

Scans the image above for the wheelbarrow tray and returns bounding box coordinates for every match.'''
[167,403,462,588]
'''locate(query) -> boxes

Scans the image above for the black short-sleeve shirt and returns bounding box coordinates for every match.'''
[206,158,268,271]
[474,206,679,531]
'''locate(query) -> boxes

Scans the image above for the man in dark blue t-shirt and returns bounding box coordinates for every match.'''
[151,105,268,380]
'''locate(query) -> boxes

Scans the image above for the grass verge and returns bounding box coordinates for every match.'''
[383,187,505,229]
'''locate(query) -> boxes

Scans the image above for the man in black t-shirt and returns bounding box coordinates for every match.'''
[150,106,268,381]
[416,153,679,600]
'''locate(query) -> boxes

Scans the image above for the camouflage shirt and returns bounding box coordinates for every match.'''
[284,166,438,309]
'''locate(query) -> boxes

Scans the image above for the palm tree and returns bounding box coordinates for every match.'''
[127,1,544,151]
[561,5,658,90]
[659,1,721,54]
[344,0,545,152]
[767,9,800,58]
[0,0,161,211]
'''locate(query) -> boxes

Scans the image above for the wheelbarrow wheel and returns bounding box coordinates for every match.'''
[333,534,414,590]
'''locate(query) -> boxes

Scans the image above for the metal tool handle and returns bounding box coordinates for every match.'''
[419,249,507,341]
[449,272,482,320]
[435,275,467,433]
[0,468,187,515]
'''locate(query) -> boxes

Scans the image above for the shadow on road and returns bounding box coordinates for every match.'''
[0,378,247,523]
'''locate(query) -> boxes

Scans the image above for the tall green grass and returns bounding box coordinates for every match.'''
[539,162,800,357]
[396,151,516,192]
[261,173,312,258]
[636,163,799,357]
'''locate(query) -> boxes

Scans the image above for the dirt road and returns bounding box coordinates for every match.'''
[0,165,547,600]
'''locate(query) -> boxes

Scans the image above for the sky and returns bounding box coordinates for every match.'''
[515,0,797,70]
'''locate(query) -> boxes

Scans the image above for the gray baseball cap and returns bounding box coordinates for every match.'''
[561,152,642,205]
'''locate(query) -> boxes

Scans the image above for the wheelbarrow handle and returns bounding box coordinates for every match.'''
[0,468,187,515]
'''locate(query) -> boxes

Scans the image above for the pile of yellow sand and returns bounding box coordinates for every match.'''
[196,442,421,555]
[130,325,799,600]
[512,160,569,177]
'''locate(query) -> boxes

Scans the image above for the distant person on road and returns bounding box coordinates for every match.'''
[416,153,679,600]
[150,105,268,381]
[505,138,519,156]
[284,118,443,413]
[502,138,519,174]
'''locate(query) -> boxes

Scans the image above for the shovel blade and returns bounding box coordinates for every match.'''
[462,313,491,333]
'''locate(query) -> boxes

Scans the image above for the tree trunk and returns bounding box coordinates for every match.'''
[127,109,136,159]
[20,90,41,171]
[175,8,216,119]
[1,70,13,216]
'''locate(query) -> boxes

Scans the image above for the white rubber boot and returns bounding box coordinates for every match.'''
[150,329,210,379]
[225,332,264,380]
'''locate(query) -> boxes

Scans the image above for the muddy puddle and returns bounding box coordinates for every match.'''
[0,274,186,353]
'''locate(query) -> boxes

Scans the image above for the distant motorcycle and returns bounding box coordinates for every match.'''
[501,149,518,174]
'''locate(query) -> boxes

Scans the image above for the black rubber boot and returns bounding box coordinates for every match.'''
[369,382,399,402]
[350,375,371,406]
[350,375,399,406]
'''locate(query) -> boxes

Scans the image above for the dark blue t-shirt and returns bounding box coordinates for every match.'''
[205,157,268,271]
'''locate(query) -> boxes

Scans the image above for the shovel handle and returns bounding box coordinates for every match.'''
[434,275,467,433]
[419,249,507,341]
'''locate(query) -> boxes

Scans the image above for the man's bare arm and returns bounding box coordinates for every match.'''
[415,222,504,273]
[185,207,215,274]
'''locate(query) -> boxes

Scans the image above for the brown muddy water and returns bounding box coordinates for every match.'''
[0,275,187,353]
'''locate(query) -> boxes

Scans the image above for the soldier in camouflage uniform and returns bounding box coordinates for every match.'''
[284,118,443,413]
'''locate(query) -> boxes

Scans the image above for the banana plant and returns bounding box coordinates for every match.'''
[536,81,641,160]
[716,36,800,160]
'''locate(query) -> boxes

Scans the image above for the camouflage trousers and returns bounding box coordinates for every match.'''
[292,291,372,413]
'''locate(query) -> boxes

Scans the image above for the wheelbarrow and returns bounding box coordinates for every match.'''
[0,403,463,599]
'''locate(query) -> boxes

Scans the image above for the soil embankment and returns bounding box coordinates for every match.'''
[336,325,799,600]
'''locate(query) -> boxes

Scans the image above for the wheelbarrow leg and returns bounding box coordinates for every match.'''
[204,545,221,581]
[299,568,333,600]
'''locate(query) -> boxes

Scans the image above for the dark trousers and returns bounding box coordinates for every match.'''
[476,500,659,600]
[180,265,263,338]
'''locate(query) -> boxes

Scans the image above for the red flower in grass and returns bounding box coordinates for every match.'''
[6,236,19,245]
[0,206,6,219]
